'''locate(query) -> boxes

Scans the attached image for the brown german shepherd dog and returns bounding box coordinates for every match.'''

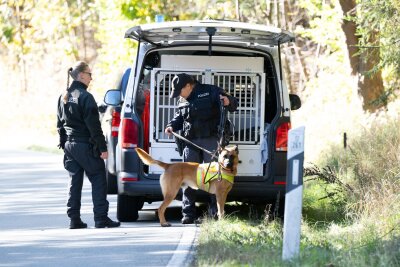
[135,145,239,227]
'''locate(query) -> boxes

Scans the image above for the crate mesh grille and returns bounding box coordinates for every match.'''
[152,71,262,144]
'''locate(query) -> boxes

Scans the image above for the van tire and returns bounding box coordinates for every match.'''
[117,195,142,222]
[106,171,117,194]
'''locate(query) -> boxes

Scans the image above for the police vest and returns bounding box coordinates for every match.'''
[183,86,220,138]
[196,162,234,192]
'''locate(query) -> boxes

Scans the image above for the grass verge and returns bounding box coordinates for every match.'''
[196,207,400,266]
[196,117,400,266]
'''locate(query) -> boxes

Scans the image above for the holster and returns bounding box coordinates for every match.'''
[174,131,185,156]
[89,138,101,158]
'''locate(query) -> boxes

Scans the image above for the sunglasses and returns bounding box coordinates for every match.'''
[83,72,92,78]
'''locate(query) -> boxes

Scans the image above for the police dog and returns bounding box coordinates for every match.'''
[135,145,239,227]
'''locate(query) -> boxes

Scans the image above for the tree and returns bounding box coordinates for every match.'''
[0,0,100,92]
[0,0,35,92]
[339,0,385,112]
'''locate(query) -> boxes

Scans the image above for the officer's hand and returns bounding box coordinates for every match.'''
[100,151,108,159]
[58,139,66,150]
[57,143,65,150]
[165,126,173,136]
[220,95,230,106]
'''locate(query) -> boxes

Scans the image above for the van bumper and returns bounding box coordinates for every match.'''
[118,173,287,203]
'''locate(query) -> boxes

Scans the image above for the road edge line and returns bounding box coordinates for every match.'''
[166,225,198,267]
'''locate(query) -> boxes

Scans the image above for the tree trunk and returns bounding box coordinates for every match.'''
[339,0,384,112]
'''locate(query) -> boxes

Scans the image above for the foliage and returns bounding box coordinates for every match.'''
[354,0,400,97]
[302,175,347,223]
[318,117,400,218]
[296,0,343,51]
[0,0,99,62]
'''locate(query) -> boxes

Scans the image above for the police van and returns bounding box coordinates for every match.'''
[104,20,301,222]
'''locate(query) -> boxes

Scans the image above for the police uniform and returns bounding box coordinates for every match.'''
[57,80,109,224]
[167,81,238,220]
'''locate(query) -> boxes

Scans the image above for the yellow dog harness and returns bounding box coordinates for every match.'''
[196,162,234,192]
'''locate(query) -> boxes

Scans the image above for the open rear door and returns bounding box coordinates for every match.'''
[125,20,294,46]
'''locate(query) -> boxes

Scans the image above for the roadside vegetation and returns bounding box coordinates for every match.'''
[196,117,400,266]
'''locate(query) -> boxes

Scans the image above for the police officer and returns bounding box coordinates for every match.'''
[57,61,120,229]
[165,73,238,224]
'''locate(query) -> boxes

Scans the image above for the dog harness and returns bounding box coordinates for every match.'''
[196,162,234,192]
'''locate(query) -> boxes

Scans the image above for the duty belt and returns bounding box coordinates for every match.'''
[67,136,90,142]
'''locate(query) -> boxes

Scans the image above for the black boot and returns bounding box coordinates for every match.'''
[69,218,88,229]
[95,217,121,228]
[181,216,195,224]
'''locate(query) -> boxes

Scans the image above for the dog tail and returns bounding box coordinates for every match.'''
[135,148,169,169]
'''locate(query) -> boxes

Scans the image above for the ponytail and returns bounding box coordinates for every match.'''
[62,67,73,104]
[62,62,89,104]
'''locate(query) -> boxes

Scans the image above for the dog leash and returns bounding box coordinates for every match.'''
[171,131,220,183]
[171,131,218,160]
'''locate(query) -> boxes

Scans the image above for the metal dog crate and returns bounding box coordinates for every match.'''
[148,56,265,176]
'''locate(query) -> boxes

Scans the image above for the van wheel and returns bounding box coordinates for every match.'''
[106,171,117,194]
[117,195,143,222]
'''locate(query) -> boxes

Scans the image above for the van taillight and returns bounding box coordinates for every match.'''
[121,118,138,149]
[111,111,121,137]
[275,122,291,151]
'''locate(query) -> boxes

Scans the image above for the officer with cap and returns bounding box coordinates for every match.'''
[57,61,120,229]
[165,73,238,224]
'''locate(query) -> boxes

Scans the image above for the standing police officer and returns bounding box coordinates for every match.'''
[165,73,238,224]
[57,61,120,229]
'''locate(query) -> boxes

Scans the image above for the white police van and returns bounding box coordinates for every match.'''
[104,20,301,222]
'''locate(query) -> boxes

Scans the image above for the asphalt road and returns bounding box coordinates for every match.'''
[0,149,198,267]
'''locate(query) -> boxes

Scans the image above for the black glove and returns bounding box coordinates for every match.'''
[58,142,65,149]
[98,103,107,113]
[58,138,66,150]
[57,129,67,150]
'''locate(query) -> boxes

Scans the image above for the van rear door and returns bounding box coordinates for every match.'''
[125,20,294,46]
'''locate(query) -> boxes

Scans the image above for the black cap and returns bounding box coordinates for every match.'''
[170,73,193,98]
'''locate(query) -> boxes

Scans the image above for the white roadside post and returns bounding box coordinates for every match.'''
[282,126,305,261]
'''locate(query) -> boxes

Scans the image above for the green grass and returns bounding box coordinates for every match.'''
[196,117,400,266]
[195,210,400,266]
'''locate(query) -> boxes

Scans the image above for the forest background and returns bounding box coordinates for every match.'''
[0,0,399,162]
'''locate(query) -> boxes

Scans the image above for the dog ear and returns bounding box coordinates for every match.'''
[234,145,239,153]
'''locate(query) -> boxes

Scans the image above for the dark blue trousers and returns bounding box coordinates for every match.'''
[63,141,109,222]
[182,136,218,219]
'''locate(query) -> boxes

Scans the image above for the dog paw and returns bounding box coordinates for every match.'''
[161,222,171,227]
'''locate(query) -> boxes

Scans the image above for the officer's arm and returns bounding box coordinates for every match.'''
[56,96,67,148]
[166,109,183,132]
[82,94,107,153]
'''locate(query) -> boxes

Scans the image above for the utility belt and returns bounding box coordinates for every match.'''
[66,136,90,142]
[67,136,101,158]
[184,120,217,139]
[183,129,217,140]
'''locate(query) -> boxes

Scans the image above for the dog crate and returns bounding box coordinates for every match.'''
[148,55,265,176]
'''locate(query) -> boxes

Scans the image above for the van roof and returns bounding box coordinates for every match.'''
[125,20,294,46]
